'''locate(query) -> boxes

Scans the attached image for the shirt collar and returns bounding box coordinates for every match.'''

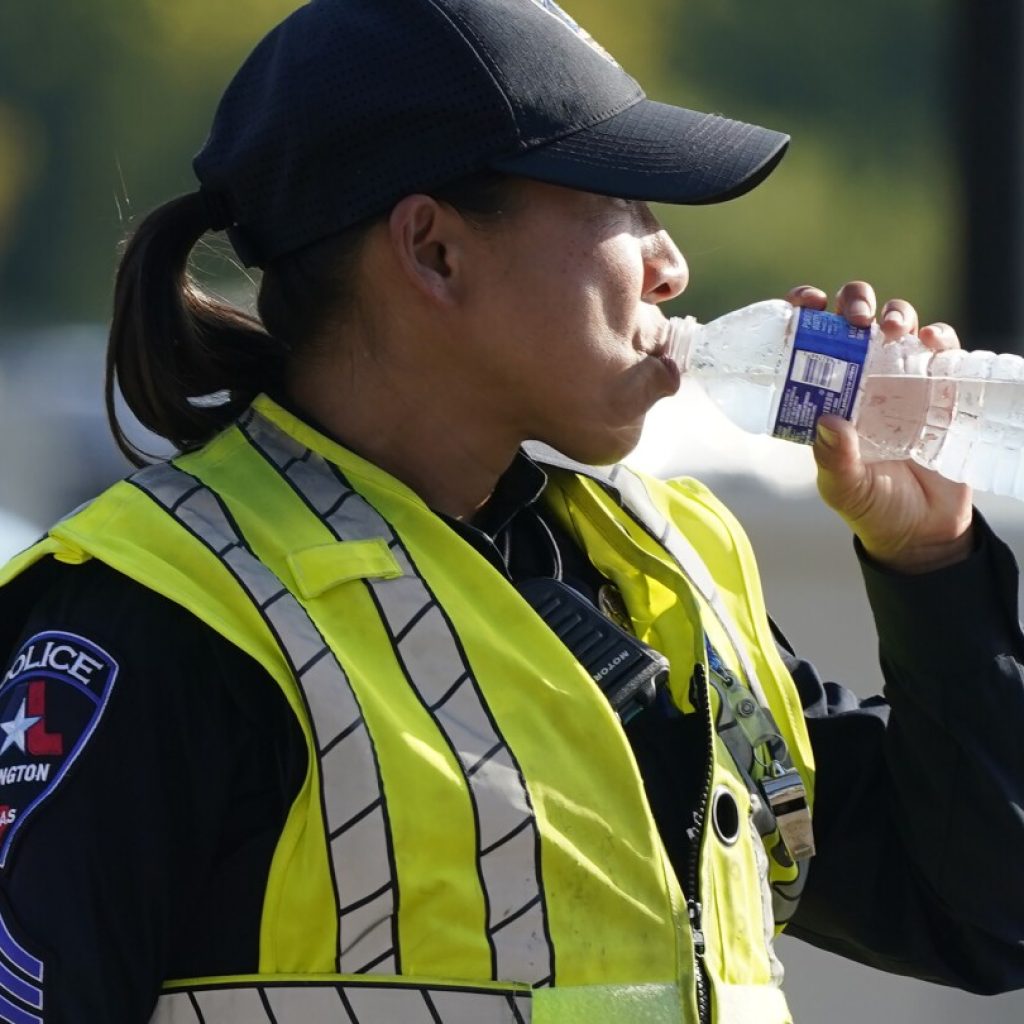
[468,450,548,539]
[264,390,548,539]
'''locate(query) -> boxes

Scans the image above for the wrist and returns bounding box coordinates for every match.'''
[861,525,976,575]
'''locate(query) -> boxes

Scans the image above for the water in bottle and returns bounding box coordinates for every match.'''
[665,299,1024,499]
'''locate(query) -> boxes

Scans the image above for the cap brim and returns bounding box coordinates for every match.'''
[490,98,788,205]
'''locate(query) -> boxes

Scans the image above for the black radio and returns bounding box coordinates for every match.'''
[517,578,668,723]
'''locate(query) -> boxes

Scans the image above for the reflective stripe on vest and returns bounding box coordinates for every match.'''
[237,408,555,986]
[133,412,557,988]
[151,980,694,1024]
[152,981,531,1024]
[131,464,399,975]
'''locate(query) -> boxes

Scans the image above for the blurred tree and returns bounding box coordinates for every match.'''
[566,0,958,325]
[0,1,296,325]
[0,100,41,263]
[0,0,957,333]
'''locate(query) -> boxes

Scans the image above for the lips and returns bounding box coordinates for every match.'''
[627,324,680,394]
[636,321,671,359]
[637,335,680,393]
[655,350,682,393]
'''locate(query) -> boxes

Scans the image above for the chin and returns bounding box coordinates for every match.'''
[542,424,644,468]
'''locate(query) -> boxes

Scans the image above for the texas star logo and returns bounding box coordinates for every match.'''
[0,677,66,847]
[0,681,63,757]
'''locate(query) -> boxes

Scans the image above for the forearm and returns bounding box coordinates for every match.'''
[788,514,1024,991]
[863,513,1024,936]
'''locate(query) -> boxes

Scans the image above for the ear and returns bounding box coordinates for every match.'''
[388,194,468,308]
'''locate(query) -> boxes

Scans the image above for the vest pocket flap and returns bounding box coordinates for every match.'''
[50,539,92,566]
[287,539,403,597]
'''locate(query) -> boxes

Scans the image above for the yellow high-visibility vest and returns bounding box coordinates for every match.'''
[1,396,814,1024]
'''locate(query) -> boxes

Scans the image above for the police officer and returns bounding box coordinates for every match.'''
[0,1,1022,1022]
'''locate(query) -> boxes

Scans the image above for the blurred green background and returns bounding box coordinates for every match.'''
[0,0,956,329]
[3,9,1024,1023]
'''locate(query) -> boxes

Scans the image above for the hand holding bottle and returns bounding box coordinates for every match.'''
[787,282,974,574]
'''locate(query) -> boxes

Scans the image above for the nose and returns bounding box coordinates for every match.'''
[641,227,688,304]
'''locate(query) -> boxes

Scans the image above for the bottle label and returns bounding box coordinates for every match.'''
[772,308,870,444]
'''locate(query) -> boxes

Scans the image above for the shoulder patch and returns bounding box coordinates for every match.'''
[0,632,118,868]
[0,890,45,1024]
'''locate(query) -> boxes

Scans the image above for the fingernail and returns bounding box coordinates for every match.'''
[883,308,905,329]
[848,299,872,319]
[817,423,839,447]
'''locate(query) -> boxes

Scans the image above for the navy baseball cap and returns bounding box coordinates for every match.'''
[194,0,789,267]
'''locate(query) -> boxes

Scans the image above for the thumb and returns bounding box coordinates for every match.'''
[813,414,868,509]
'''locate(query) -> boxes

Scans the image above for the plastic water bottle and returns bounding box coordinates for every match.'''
[665,299,1024,498]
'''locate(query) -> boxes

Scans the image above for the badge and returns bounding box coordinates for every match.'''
[525,0,620,66]
[597,583,633,634]
[0,631,119,867]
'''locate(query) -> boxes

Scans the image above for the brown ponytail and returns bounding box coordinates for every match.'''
[106,170,518,467]
[106,192,286,467]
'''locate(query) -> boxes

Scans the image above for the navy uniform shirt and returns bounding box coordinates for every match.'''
[0,452,1023,1022]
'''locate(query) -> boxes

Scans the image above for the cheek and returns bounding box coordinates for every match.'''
[477,229,644,386]
[535,231,640,324]
[586,238,645,336]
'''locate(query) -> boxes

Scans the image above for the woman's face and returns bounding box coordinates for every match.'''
[462,180,688,465]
